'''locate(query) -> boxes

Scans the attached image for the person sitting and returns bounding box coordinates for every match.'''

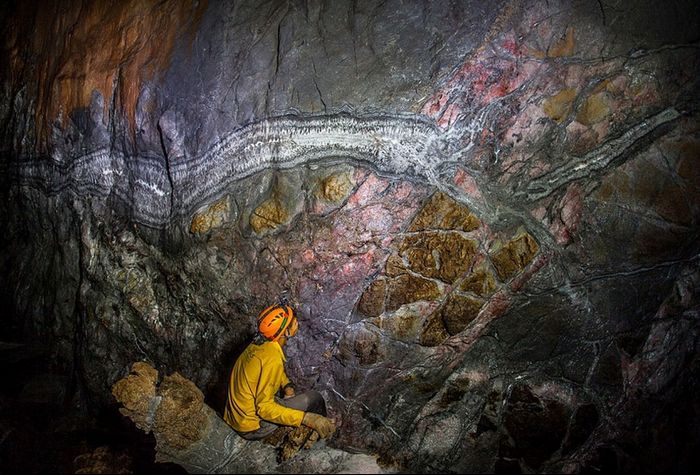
[223,303,335,441]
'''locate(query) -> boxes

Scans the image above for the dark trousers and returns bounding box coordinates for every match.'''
[237,390,326,441]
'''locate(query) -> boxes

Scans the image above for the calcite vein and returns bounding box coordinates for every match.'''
[9,114,446,227]
[521,107,681,201]
[8,106,681,228]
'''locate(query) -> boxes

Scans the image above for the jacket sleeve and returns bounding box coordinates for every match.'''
[254,355,304,427]
[280,372,290,391]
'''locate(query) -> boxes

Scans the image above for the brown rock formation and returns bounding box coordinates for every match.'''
[490,231,540,281]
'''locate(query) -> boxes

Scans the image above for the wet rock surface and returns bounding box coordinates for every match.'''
[1,0,700,473]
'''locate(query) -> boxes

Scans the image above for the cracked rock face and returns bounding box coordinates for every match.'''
[1,0,700,473]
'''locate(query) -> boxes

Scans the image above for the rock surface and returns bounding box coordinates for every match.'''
[1,0,699,473]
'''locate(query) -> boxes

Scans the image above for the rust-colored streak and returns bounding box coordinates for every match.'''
[3,0,208,152]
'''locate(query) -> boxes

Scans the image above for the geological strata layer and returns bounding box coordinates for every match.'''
[6,109,680,227]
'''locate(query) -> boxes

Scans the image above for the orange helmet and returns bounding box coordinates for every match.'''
[257,304,297,341]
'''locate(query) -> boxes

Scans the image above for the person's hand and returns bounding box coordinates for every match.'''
[302,412,336,438]
[283,385,295,399]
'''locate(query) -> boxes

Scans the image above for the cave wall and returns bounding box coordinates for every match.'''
[1,0,699,473]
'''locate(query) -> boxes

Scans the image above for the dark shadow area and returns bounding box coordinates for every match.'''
[0,341,186,474]
[203,336,252,418]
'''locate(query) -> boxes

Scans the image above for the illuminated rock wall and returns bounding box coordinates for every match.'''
[1,0,699,472]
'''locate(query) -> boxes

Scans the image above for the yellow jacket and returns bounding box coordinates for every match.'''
[224,340,305,432]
